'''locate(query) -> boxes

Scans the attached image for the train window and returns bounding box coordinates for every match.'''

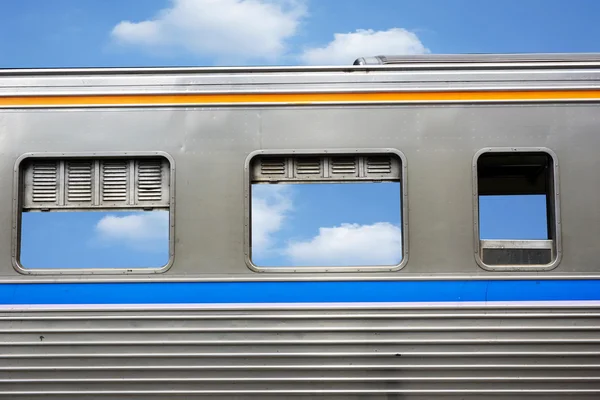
[14,154,174,273]
[474,148,561,270]
[246,151,407,272]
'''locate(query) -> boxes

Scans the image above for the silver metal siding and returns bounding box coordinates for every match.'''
[3,104,600,280]
[0,304,598,398]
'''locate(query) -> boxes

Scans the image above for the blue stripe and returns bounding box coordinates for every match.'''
[0,280,599,304]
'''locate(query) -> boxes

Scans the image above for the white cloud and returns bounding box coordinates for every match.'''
[251,185,292,253]
[300,28,428,65]
[285,222,402,266]
[95,212,169,250]
[111,0,307,62]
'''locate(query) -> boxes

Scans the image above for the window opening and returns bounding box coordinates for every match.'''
[475,149,559,268]
[16,156,172,271]
[249,153,405,271]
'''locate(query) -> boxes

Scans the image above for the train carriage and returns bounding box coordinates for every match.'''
[0,53,599,399]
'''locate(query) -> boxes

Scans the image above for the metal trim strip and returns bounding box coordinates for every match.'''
[1,300,600,311]
[1,280,600,305]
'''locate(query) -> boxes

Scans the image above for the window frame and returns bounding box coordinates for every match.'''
[472,147,562,272]
[244,148,409,273]
[12,151,176,275]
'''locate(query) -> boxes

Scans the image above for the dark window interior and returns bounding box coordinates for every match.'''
[477,151,557,267]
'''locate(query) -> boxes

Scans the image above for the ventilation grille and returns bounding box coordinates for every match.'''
[366,156,393,175]
[331,157,358,176]
[251,154,400,182]
[31,162,58,204]
[295,157,322,177]
[137,160,163,202]
[102,161,128,203]
[66,161,93,203]
[22,157,170,211]
[260,158,287,176]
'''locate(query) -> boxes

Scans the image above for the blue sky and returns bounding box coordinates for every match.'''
[2,0,580,268]
[2,0,600,68]
[252,183,402,267]
[21,211,170,269]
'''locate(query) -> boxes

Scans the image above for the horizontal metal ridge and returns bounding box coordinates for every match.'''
[4,364,600,371]
[2,306,597,396]
[3,351,600,359]
[2,325,598,333]
[356,53,600,65]
[2,302,600,311]
[1,389,600,395]
[8,84,600,98]
[2,377,600,384]
[2,312,600,320]
[3,338,600,346]
[4,53,600,76]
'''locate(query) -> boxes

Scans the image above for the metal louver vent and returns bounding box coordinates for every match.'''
[22,157,170,211]
[136,159,164,202]
[295,157,321,176]
[251,154,400,183]
[331,157,358,176]
[66,161,93,203]
[260,158,286,176]
[366,156,393,174]
[102,161,128,203]
[31,162,58,204]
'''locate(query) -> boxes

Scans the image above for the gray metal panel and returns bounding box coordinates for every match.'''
[1,58,600,280]
[0,304,598,399]
[1,104,600,281]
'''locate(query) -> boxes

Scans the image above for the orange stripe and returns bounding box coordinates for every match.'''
[2,90,600,106]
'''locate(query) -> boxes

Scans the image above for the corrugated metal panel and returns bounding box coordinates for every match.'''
[21,157,170,211]
[252,155,400,183]
[0,304,598,399]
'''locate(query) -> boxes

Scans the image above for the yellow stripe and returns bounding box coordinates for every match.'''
[2,90,600,106]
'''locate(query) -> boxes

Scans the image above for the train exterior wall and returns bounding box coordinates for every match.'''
[0,56,599,398]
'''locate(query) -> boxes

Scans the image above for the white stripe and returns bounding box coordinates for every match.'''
[0,300,599,312]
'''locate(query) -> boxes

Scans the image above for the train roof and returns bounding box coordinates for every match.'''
[2,53,600,76]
